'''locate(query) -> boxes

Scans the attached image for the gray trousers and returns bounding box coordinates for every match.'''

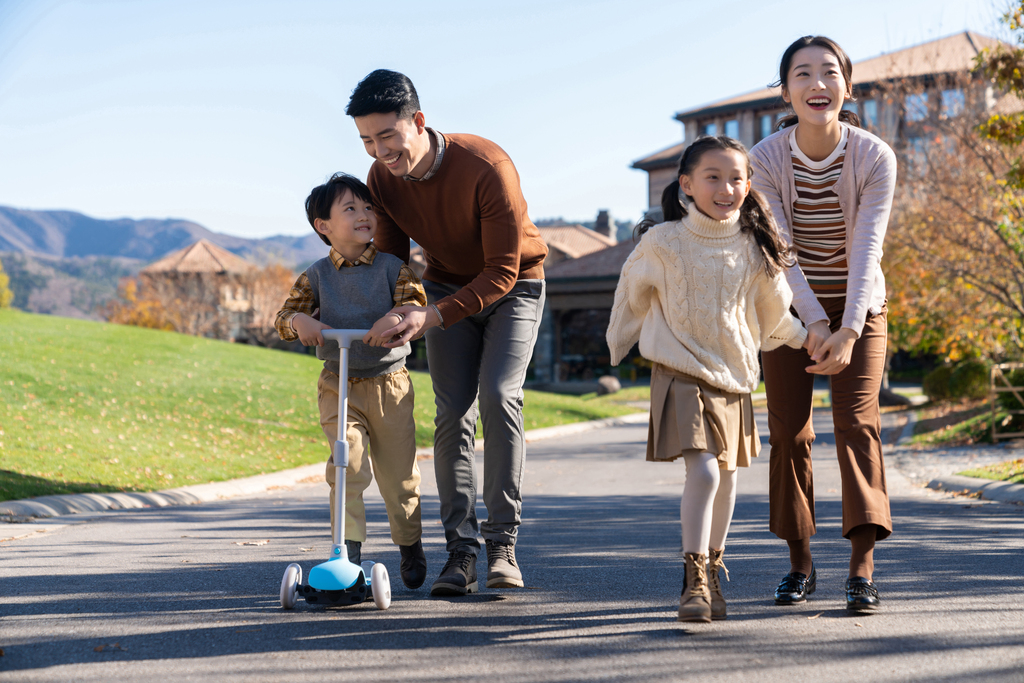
[423,279,546,554]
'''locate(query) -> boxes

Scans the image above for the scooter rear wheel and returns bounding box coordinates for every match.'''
[280,563,302,609]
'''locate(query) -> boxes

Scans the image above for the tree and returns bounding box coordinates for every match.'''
[0,257,13,309]
[243,263,296,346]
[884,8,1024,361]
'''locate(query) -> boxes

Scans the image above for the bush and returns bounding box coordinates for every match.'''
[997,369,1024,413]
[949,359,990,400]
[922,365,953,401]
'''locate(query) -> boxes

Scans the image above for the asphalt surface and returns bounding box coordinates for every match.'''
[2,408,1023,682]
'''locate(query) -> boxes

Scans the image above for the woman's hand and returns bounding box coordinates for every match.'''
[803,321,831,357]
[805,328,858,375]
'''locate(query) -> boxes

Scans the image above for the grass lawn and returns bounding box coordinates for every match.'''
[0,309,646,502]
[959,458,1024,485]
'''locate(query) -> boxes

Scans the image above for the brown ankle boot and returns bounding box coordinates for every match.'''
[708,548,729,620]
[679,552,712,623]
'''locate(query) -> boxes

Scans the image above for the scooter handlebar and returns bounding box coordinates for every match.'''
[320,329,372,349]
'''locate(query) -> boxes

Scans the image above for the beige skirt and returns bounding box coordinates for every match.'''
[647,363,759,470]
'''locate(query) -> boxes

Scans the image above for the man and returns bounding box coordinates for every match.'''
[346,69,548,596]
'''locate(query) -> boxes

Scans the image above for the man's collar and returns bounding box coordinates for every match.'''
[403,128,445,182]
[329,243,377,269]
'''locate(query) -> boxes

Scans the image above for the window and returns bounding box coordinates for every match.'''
[724,119,739,138]
[703,122,717,136]
[905,93,929,123]
[861,99,878,129]
[760,113,773,140]
[941,89,965,118]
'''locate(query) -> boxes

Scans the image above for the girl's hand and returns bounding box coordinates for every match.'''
[805,328,858,375]
[803,321,831,357]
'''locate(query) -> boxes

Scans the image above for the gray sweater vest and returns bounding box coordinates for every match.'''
[305,253,410,378]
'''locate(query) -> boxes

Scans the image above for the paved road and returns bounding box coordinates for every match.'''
[2,409,1023,682]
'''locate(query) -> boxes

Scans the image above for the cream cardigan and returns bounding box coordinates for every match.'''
[607,208,807,394]
[750,123,897,336]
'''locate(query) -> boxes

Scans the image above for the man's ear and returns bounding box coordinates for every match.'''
[412,110,426,133]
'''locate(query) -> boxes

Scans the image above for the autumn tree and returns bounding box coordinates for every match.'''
[885,7,1024,361]
[243,263,296,346]
[0,256,13,309]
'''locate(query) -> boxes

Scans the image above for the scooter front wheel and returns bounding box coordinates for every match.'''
[280,563,302,609]
[371,562,391,610]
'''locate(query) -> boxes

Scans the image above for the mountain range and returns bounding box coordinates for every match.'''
[0,205,329,321]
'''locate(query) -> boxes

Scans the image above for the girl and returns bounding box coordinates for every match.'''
[607,136,808,623]
[750,35,897,614]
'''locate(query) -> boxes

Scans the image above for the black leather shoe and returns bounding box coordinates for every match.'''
[430,550,478,596]
[846,577,881,613]
[399,540,427,589]
[774,565,816,604]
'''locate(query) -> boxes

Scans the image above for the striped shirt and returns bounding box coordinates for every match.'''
[790,127,849,298]
[275,243,427,341]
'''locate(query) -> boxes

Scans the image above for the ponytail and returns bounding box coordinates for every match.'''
[634,180,689,239]
[738,189,794,278]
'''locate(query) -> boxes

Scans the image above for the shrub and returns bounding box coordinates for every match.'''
[922,365,953,401]
[949,359,990,400]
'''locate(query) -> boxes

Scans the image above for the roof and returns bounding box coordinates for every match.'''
[672,32,1006,122]
[630,141,685,171]
[141,239,255,275]
[545,239,637,280]
[539,224,617,258]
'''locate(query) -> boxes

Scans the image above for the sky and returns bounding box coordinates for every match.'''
[0,0,1007,239]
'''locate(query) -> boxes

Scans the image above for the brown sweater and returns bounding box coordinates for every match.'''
[368,132,548,327]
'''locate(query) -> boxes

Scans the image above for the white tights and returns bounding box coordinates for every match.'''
[680,451,738,555]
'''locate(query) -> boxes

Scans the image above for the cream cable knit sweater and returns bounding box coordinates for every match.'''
[607,206,808,394]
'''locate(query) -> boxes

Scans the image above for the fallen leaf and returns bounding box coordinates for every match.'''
[233,540,269,546]
[300,547,314,552]
[94,642,126,652]
[0,648,5,656]
[855,623,863,628]
[807,612,823,620]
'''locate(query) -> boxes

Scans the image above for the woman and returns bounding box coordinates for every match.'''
[750,35,897,613]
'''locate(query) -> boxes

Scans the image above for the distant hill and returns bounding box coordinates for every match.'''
[0,205,328,266]
[0,205,329,320]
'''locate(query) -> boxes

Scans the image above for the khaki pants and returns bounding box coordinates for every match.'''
[317,367,421,546]
[762,297,892,541]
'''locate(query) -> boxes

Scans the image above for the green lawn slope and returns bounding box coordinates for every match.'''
[0,310,646,502]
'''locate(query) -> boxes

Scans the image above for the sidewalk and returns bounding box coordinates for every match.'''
[0,412,650,534]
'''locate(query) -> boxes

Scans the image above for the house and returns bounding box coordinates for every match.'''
[632,32,1016,215]
[139,239,257,340]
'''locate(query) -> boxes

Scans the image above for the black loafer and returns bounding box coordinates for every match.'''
[774,565,817,604]
[846,576,881,613]
[399,539,427,589]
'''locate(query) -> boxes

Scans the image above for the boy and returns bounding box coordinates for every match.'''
[275,172,428,589]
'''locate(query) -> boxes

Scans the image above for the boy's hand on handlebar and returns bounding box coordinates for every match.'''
[378,305,442,349]
[364,313,404,347]
[292,313,330,347]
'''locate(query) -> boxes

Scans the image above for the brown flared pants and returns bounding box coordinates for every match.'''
[762,297,892,541]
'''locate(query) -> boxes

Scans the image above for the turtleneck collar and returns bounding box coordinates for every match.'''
[681,203,742,240]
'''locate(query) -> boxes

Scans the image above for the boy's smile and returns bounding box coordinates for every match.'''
[315,188,377,261]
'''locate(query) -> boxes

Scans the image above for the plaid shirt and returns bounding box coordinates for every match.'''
[275,243,427,341]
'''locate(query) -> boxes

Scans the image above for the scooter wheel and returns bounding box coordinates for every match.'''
[280,563,302,609]
[371,562,391,610]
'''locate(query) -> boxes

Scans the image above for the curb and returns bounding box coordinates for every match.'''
[1,412,649,531]
[926,474,1024,505]
[893,407,1023,505]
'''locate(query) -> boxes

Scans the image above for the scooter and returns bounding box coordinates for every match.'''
[279,329,391,610]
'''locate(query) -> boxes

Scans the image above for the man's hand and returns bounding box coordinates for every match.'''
[364,313,403,347]
[805,327,858,375]
[292,313,330,347]
[376,305,442,348]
